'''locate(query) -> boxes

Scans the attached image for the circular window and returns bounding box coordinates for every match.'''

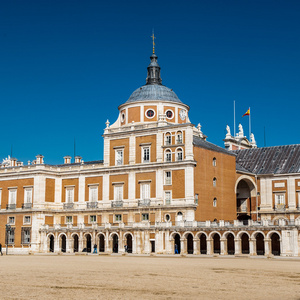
[165,214,170,221]
[146,109,155,119]
[165,110,173,119]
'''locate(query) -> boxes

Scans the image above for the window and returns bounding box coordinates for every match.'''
[115,214,122,222]
[165,171,172,185]
[176,131,183,144]
[24,188,32,203]
[66,188,74,203]
[24,216,31,224]
[66,216,73,224]
[21,228,30,244]
[239,199,247,212]
[142,147,150,163]
[89,186,98,202]
[0,189,2,208]
[142,213,149,221]
[195,194,199,205]
[115,149,124,166]
[140,183,150,200]
[275,193,285,206]
[165,110,173,119]
[176,148,183,161]
[298,192,300,209]
[213,178,217,187]
[165,133,171,146]
[165,191,171,205]
[177,212,183,221]
[90,215,96,223]
[213,198,217,207]
[7,228,15,244]
[165,214,170,221]
[9,189,17,205]
[146,109,155,118]
[121,112,125,122]
[165,150,172,162]
[114,185,123,201]
[213,158,217,167]
[8,216,15,224]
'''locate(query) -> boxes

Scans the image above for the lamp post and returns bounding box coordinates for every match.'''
[5,224,11,255]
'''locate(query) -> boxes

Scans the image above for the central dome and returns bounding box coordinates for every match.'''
[126,84,182,104]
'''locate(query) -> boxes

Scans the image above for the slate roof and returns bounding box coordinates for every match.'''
[193,136,235,156]
[235,144,300,175]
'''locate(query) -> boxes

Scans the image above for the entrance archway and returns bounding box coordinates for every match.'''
[99,234,105,252]
[256,233,265,255]
[49,235,54,252]
[126,234,133,253]
[186,233,193,254]
[174,233,181,254]
[112,234,118,253]
[241,233,249,254]
[271,233,280,256]
[61,235,66,253]
[213,233,220,254]
[199,234,207,254]
[73,235,79,253]
[227,233,235,255]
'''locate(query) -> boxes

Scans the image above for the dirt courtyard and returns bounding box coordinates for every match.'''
[0,255,299,300]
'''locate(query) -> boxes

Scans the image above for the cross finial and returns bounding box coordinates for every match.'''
[151,30,156,54]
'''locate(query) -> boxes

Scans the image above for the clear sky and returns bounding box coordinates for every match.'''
[0,0,299,164]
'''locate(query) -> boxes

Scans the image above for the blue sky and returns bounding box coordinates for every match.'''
[0,0,299,164]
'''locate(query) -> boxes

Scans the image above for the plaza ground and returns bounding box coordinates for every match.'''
[0,255,299,299]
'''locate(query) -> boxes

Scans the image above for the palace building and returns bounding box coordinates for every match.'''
[0,50,299,257]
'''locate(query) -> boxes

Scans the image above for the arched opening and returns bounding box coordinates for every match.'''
[73,235,79,253]
[112,234,118,253]
[61,235,66,253]
[126,234,132,253]
[176,148,183,161]
[99,234,105,253]
[227,233,235,255]
[176,212,183,222]
[165,149,172,162]
[186,234,193,254]
[271,233,280,256]
[49,235,54,253]
[213,234,220,254]
[256,233,265,255]
[200,234,207,254]
[86,234,92,253]
[236,179,254,222]
[241,233,249,254]
[174,233,181,254]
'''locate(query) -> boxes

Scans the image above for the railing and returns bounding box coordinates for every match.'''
[274,204,286,211]
[63,202,74,209]
[86,202,98,209]
[22,203,32,209]
[6,204,16,210]
[111,200,123,208]
[138,199,150,206]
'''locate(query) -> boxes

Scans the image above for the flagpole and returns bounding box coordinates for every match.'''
[234,100,236,137]
[249,107,251,140]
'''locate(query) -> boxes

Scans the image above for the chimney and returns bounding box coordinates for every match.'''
[63,156,72,164]
[74,156,82,163]
[36,155,44,164]
[11,158,17,167]
[16,161,23,166]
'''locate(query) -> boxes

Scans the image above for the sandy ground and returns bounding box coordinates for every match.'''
[0,255,299,300]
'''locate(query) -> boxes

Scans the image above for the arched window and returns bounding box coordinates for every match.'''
[165,133,171,146]
[213,198,217,207]
[176,131,183,144]
[213,157,216,167]
[165,149,172,162]
[213,177,217,187]
[176,148,183,161]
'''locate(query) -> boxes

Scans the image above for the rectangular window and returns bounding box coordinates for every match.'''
[66,188,74,203]
[21,228,30,244]
[165,171,172,185]
[115,149,124,166]
[177,133,183,144]
[24,188,32,203]
[165,191,171,205]
[9,189,17,204]
[90,215,96,223]
[275,193,285,205]
[115,214,122,222]
[166,151,172,162]
[142,147,150,163]
[142,213,149,221]
[165,134,171,146]
[195,194,199,205]
[140,183,150,200]
[89,186,98,202]
[114,185,123,201]
[8,216,15,224]
[7,228,15,244]
[177,151,183,161]
[66,216,73,224]
[213,198,217,207]
[0,189,2,208]
[24,216,31,224]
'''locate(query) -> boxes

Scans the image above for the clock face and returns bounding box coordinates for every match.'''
[179,109,186,121]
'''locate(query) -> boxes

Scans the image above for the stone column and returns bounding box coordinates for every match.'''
[66,232,71,253]
[79,231,84,252]
[250,238,256,255]
[265,238,271,256]
[234,238,241,255]
[54,232,59,253]
[180,238,186,255]
[207,238,213,255]
[220,238,226,255]
[193,238,199,255]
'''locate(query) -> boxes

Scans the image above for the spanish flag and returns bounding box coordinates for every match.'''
[242,108,250,117]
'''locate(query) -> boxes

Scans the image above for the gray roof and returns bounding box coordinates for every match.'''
[126,84,182,104]
[193,136,235,156]
[235,144,300,175]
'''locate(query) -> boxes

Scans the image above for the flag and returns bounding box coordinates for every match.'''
[242,108,250,117]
